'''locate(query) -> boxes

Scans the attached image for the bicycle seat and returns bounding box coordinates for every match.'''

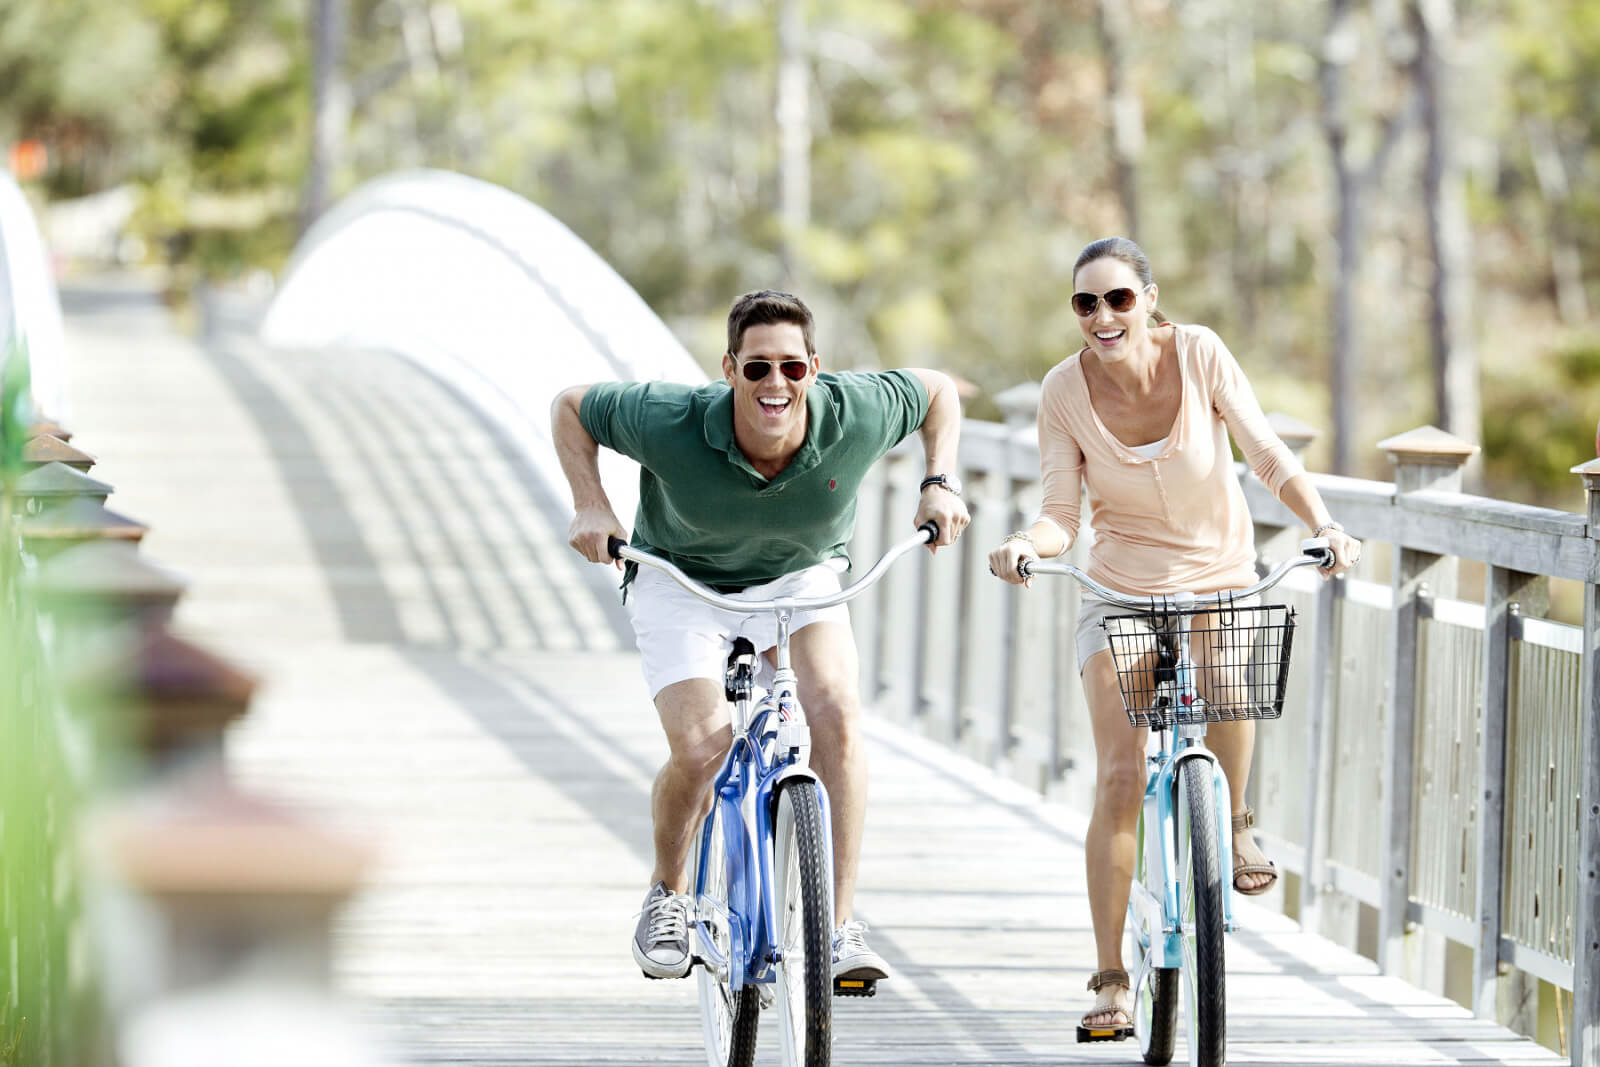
[724,637,759,702]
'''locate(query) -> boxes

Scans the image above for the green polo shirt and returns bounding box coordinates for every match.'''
[579,370,929,590]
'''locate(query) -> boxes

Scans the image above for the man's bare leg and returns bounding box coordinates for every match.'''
[784,620,865,922]
[649,678,732,890]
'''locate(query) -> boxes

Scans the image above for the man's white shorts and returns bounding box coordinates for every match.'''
[627,561,851,698]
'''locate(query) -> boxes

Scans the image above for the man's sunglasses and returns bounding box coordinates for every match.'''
[1070,287,1144,318]
[736,358,810,382]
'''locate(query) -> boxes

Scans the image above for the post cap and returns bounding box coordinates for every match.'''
[21,498,148,544]
[27,419,71,442]
[1375,425,1479,466]
[23,434,96,472]
[1572,457,1600,481]
[1267,412,1320,452]
[15,461,114,503]
[33,540,187,619]
[92,776,371,899]
[995,382,1043,426]
[62,622,257,751]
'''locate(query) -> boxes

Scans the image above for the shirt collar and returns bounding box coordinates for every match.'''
[701,377,843,482]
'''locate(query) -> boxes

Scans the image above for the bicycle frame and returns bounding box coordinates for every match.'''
[612,523,938,995]
[692,688,836,993]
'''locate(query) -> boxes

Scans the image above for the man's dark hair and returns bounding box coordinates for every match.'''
[726,290,816,357]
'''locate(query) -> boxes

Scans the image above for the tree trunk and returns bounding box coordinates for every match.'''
[1331,168,1362,476]
[1322,0,1359,475]
[1525,118,1589,324]
[1412,0,1480,454]
[302,0,348,237]
[776,0,810,282]
[1096,0,1142,239]
[1320,0,1409,475]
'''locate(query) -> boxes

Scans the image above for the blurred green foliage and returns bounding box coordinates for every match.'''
[0,0,1597,490]
[1482,335,1600,507]
[0,355,105,1067]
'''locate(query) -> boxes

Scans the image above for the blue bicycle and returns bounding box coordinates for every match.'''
[610,523,937,1067]
[1023,540,1332,1067]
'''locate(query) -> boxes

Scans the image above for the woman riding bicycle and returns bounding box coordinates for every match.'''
[987,237,1360,1036]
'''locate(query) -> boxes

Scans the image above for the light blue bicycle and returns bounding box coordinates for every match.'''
[1022,539,1332,1067]
[610,523,937,1067]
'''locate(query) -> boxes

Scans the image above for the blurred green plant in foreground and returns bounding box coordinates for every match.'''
[0,341,108,1067]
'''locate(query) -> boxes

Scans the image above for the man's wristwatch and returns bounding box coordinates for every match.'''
[920,473,963,497]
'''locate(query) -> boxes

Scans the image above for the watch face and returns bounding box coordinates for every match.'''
[944,475,963,496]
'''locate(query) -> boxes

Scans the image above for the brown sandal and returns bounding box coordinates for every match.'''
[1076,969,1134,1043]
[1232,807,1278,896]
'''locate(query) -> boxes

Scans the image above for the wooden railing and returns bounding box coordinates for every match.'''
[849,412,1599,1064]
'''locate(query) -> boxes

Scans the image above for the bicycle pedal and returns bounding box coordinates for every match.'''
[1075,1024,1133,1043]
[833,977,877,997]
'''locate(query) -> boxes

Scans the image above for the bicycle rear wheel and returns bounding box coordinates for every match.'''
[1127,805,1179,1065]
[696,801,760,1067]
[1177,758,1226,1067]
[771,779,832,1067]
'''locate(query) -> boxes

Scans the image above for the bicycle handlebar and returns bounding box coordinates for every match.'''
[1018,538,1335,610]
[607,521,939,613]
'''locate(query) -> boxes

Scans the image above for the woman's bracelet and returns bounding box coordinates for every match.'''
[1002,531,1034,546]
[1312,520,1344,539]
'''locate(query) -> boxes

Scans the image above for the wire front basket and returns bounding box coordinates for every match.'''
[1101,601,1297,728]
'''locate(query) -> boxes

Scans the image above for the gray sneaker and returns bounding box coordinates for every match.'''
[831,919,890,982]
[632,880,692,979]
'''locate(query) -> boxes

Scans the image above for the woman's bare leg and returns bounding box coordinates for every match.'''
[1082,649,1148,1026]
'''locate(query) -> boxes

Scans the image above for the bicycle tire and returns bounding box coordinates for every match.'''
[1177,759,1226,1067]
[771,779,832,1067]
[1127,806,1179,1066]
[696,801,760,1067]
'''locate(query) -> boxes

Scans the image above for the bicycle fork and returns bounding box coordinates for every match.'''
[1145,737,1241,971]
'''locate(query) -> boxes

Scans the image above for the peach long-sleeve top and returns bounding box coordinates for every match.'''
[1036,323,1304,596]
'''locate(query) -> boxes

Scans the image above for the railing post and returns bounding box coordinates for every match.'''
[1299,574,1343,934]
[1375,426,1477,979]
[850,462,887,707]
[1474,567,1545,1019]
[959,462,1009,766]
[873,451,921,720]
[1569,455,1600,1067]
[997,385,1041,784]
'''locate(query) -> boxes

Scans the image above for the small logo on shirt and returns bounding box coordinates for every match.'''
[828,479,837,491]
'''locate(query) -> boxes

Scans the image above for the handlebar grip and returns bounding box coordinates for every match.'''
[1301,536,1335,570]
[1017,558,1034,579]
[918,519,940,543]
[607,536,626,561]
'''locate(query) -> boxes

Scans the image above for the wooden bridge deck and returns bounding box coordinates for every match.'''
[63,277,1565,1065]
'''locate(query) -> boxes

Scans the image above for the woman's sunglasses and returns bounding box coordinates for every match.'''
[737,358,810,382]
[1070,287,1143,318]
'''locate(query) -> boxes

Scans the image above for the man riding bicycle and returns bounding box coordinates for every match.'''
[552,289,970,987]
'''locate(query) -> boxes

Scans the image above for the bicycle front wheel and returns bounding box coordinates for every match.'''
[771,779,832,1067]
[1176,758,1226,1067]
[696,801,760,1067]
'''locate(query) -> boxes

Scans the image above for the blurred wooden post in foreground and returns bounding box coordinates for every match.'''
[16,419,391,1066]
